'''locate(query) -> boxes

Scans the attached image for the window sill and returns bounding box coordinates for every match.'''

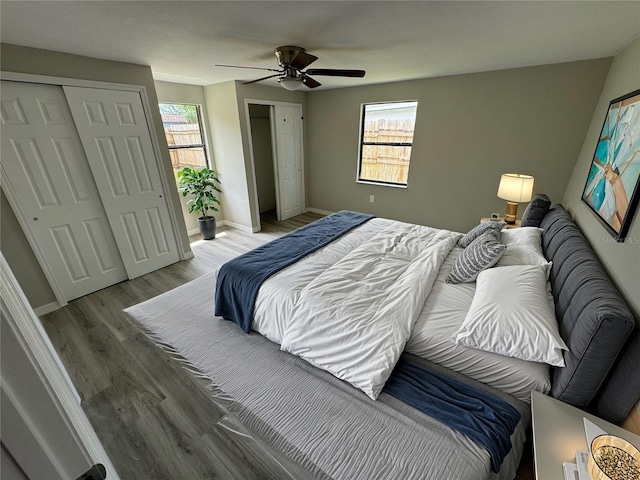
[356,180,408,189]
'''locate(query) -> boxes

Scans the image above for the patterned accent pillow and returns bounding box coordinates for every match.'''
[447,233,507,284]
[457,221,506,248]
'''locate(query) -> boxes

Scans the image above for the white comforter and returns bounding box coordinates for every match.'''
[255,219,460,399]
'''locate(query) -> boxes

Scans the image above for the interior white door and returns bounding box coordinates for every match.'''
[2,254,121,480]
[273,105,303,221]
[63,86,179,279]
[1,81,127,301]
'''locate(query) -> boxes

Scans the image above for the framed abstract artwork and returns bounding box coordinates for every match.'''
[582,88,640,242]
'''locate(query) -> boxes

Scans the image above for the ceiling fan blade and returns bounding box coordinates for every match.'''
[302,75,321,89]
[242,74,282,85]
[216,64,282,73]
[290,51,318,70]
[305,69,366,78]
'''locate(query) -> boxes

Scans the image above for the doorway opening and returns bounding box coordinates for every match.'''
[248,104,277,220]
[245,100,304,232]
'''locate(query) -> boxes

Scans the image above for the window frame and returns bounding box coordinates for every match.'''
[356,100,418,188]
[159,102,210,169]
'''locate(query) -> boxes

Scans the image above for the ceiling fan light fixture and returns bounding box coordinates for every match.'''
[217,46,364,90]
[278,77,304,91]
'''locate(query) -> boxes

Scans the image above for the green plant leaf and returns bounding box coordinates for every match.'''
[176,166,221,218]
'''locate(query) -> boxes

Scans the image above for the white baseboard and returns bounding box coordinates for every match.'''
[182,250,194,260]
[34,301,61,317]
[188,219,255,237]
[222,220,254,233]
[306,207,333,216]
[188,218,228,237]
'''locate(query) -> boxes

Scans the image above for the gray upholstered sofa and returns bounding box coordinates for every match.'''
[540,205,639,424]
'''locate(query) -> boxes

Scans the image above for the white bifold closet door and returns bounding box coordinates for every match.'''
[1,81,128,301]
[1,81,180,303]
[63,86,179,279]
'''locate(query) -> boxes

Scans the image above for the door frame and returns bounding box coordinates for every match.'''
[1,252,121,479]
[243,98,305,231]
[0,72,190,310]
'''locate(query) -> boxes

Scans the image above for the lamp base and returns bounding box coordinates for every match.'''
[504,201,518,224]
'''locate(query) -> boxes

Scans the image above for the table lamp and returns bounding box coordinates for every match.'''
[497,173,534,224]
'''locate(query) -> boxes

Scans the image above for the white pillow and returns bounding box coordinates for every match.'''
[497,227,549,270]
[452,265,568,367]
[501,226,543,246]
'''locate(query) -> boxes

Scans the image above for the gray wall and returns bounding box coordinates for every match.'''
[203,81,252,228]
[563,38,640,320]
[0,191,55,308]
[305,58,612,233]
[248,105,276,213]
[0,44,191,310]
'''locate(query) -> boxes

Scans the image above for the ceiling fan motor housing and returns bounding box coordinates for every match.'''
[275,46,306,68]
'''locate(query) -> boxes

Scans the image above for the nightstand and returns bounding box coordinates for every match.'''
[480,217,521,229]
[531,390,640,480]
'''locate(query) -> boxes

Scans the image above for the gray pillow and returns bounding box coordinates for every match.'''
[458,221,505,248]
[447,233,507,284]
[521,194,551,227]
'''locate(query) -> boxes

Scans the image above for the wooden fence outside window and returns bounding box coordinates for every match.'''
[164,124,207,174]
[361,118,415,184]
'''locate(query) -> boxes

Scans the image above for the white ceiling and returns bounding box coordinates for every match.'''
[2,1,639,90]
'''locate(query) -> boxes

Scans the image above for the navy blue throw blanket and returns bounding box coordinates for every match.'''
[383,359,521,473]
[215,211,375,333]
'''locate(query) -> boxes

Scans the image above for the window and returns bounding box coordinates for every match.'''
[357,101,418,186]
[158,103,209,177]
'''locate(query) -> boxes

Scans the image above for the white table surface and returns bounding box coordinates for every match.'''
[480,217,521,229]
[531,390,640,480]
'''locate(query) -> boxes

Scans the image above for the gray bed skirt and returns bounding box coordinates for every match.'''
[125,272,530,480]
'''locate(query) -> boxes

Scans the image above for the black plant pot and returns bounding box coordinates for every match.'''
[198,216,216,240]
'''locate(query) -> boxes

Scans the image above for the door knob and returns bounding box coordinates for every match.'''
[75,464,106,480]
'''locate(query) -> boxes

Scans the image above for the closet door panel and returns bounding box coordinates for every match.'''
[273,105,303,221]
[63,87,179,278]
[1,81,127,301]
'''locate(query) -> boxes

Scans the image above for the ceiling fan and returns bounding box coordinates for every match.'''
[215,45,366,91]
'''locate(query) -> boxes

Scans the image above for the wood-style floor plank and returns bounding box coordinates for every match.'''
[40,211,533,480]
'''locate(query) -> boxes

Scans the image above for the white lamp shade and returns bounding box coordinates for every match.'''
[497,174,535,203]
[278,77,303,91]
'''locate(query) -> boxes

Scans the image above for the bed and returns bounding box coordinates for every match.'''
[125,204,638,480]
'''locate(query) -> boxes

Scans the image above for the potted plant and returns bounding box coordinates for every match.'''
[177,167,222,240]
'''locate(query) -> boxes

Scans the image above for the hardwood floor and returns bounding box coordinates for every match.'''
[40,210,534,480]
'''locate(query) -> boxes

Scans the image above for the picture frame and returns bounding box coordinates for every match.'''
[581,88,640,242]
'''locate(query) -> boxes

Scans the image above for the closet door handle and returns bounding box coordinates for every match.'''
[75,463,106,480]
